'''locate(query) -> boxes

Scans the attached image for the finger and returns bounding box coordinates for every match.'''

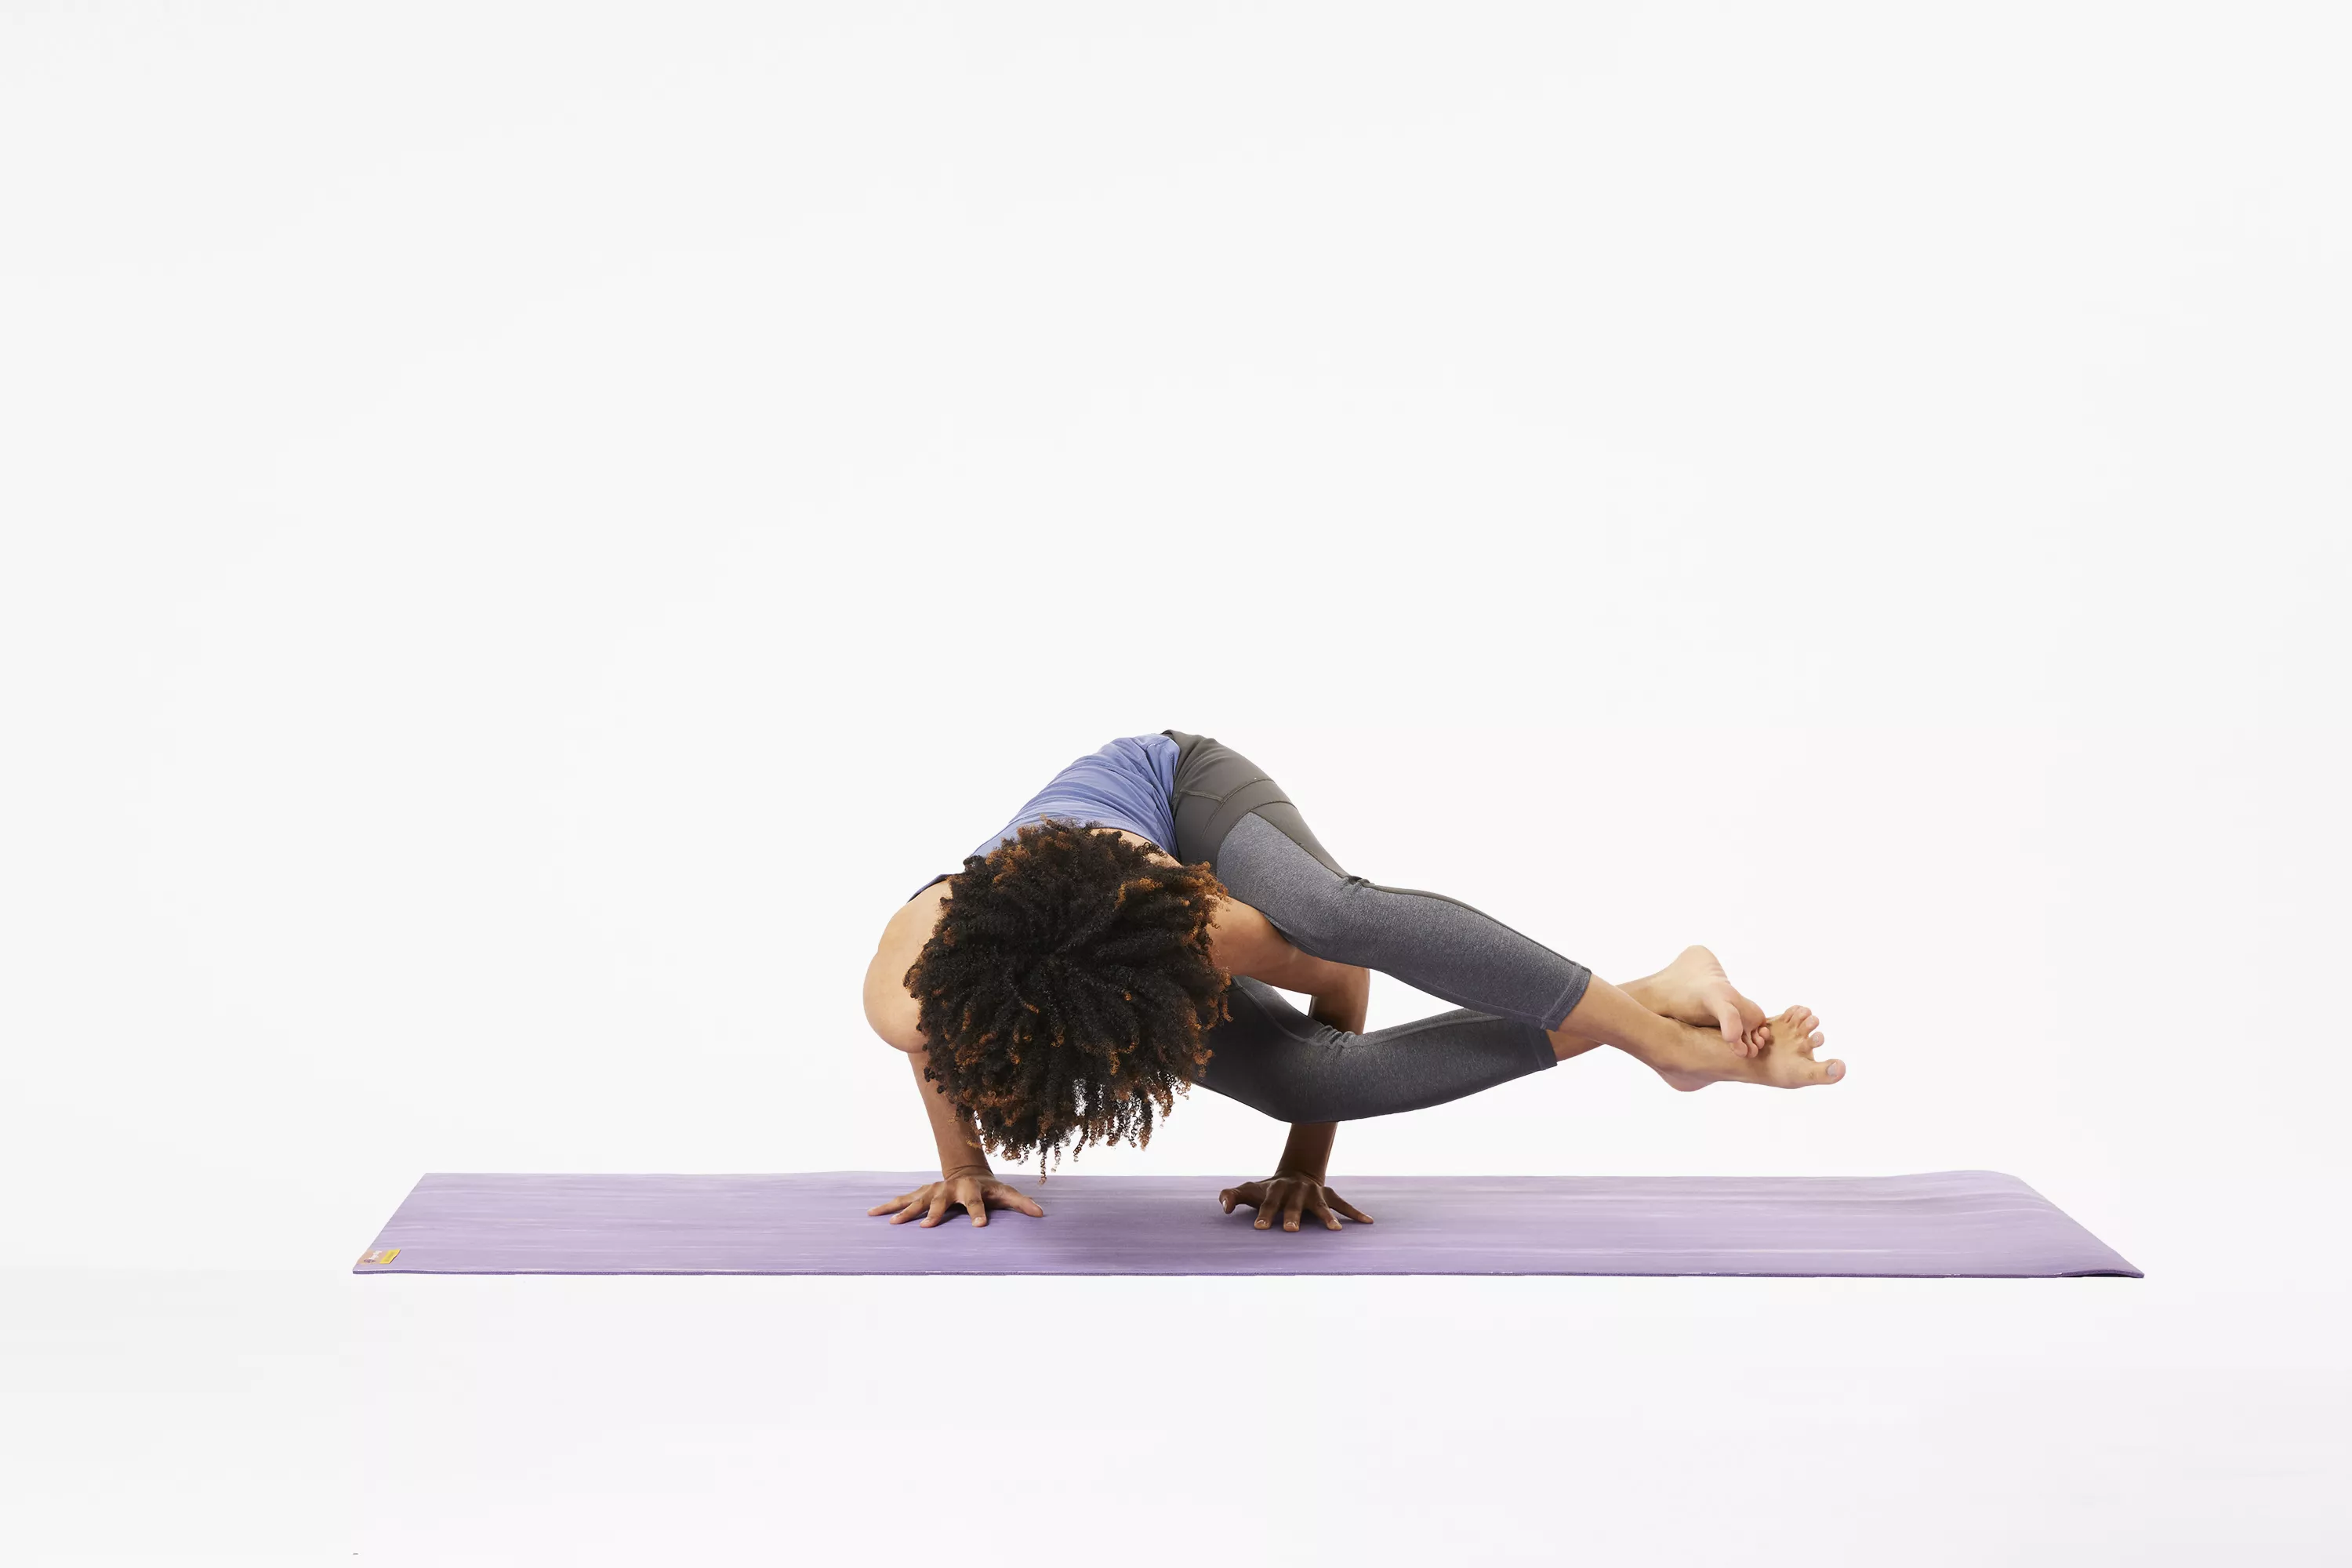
[1713,1002,1755,1056]
[889,1199,927,1225]
[1223,1183,1264,1214]
[920,1190,949,1228]
[995,1187,1045,1218]
[867,1189,920,1215]
[1281,1189,1305,1233]
[1326,1190,1374,1225]
[1307,1194,1341,1232]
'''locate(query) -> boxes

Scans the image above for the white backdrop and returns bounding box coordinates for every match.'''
[2,9,2348,1562]
[4,2,2346,1269]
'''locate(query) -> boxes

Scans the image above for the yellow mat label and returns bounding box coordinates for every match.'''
[358,1247,401,1265]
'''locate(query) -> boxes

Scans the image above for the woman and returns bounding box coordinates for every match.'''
[861,731,1842,1235]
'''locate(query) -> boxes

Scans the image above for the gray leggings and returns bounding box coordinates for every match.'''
[1162,731,1592,1123]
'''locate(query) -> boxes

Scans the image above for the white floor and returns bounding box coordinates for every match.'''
[7,1178,2345,1566]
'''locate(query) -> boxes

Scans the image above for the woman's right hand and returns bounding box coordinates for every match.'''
[866,1170,1044,1229]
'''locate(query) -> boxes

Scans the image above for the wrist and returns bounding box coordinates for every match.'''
[1276,1120,1338,1183]
[942,1160,993,1181]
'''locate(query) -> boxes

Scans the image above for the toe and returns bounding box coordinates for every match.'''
[1733,992,1768,1036]
[1821,1058,1846,1083]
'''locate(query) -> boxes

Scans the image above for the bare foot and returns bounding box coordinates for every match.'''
[1647,1006,1843,1092]
[1627,946,1770,1056]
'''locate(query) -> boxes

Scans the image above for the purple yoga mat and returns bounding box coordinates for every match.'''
[351,1170,2137,1278]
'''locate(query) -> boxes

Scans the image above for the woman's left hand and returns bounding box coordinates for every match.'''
[1218,1171,1374,1232]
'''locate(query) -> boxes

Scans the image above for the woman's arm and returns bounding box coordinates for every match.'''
[1211,898,1377,1232]
[862,898,1044,1228]
[906,1047,991,1176]
[1304,960,1370,1035]
[1210,895,1367,1006]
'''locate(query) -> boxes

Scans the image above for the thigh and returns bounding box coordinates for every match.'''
[1212,813,1594,1033]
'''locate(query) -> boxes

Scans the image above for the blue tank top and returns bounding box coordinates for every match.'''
[968,733,1181,862]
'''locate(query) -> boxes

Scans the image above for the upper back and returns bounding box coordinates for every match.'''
[965,734,1181,862]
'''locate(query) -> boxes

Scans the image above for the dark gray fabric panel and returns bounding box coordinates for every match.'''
[1161,729,1346,875]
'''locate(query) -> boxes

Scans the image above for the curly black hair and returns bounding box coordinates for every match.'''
[904,819,1232,1171]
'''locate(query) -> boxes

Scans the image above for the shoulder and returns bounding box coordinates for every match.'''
[862,883,949,1051]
